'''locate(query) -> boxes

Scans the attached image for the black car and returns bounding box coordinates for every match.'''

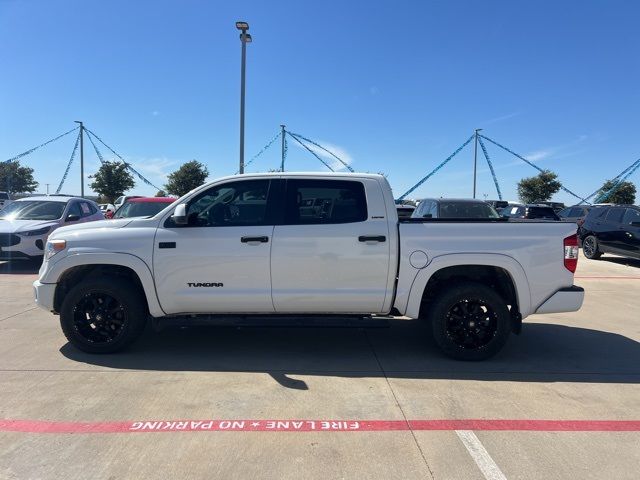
[501,204,561,220]
[412,198,500,219]
[558,205,592,225]
[579,205,640,260]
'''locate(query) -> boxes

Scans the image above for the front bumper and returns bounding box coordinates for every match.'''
[535,286,584,314]
[33,280,56,313]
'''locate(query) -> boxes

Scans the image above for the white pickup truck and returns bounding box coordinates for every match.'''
[33,173,584,360]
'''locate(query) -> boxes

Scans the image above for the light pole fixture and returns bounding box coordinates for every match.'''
[236,21,252,174]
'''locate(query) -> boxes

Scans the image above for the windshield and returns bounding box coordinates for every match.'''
[114,201,172,218]
[438,202,500,219]
[527,207,560,220]
[0,201,65,220]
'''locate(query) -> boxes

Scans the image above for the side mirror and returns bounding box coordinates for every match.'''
[172,204,188,225]
[66,214,80,222]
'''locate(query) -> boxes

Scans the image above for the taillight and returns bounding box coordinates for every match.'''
[564,234,579,273]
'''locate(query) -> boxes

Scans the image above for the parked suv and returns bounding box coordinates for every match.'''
[0,196,103,261]
[579,205,640,260]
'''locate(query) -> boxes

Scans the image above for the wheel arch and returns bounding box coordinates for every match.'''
[404,253,532,323]
[45,253,165,317]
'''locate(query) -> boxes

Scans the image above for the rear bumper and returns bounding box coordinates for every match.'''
[33,280,56,313]
[535,286,584,314]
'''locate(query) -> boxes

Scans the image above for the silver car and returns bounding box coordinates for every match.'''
[0,196,104,261]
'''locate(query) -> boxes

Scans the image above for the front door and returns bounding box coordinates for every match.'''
[270,178,391,313]
[153,179,276,314]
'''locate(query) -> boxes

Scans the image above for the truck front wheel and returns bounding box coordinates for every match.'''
[428,282,511,361]
[60,277,147,353]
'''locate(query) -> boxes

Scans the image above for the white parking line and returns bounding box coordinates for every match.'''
[456,430,507,480]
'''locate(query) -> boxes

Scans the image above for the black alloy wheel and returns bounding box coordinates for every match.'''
[428,281,512,361]
[60,277,147,353]
[73,291,127,344]
[582,235,602,260]
[444,299,498,350]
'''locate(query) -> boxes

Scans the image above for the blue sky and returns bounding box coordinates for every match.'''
[1,0,639,203]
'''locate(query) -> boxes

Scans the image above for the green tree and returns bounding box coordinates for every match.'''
[595,179,636,204]
[164,160,209,197]
[89,161,135,203]
[0,161,38,194]
[155,190,166,197]
[517,170,562,203]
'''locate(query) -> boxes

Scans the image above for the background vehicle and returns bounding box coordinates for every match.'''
[113,195,142,211]
[113,197,175,219]
[558,205,591,225]
[486,200,509,212]
[412,198,500,219]
[99,203,116,219]
[539,201,566,212]
[0,191,13,210]
[395,204,415,219]
[579,205,640,260]
[34,173,583,361]
[501,204,561,220]
[0,196,103,260]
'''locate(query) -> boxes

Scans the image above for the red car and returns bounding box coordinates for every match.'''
[113,197,175,219]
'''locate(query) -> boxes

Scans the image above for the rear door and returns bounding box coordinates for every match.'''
[600,207,625,250]
[270,177,390,313]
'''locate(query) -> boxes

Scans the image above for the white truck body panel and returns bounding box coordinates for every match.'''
[34,172,583,325]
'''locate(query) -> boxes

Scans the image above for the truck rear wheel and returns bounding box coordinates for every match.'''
[60,277,147,353]
[428,282,511,361]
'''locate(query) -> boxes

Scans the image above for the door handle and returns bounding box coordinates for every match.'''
[158,242,176,249]
[358,235,386,243]
[241,236,269,243]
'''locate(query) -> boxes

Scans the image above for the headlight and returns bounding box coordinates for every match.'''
[44,239,66,260]
[19,226,52,237]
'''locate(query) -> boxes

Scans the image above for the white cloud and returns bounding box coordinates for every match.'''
[524,149,552,162]
[151,110,160,116]
[292,139,354,171]
[129,157,176,180]
[480,111,521,127]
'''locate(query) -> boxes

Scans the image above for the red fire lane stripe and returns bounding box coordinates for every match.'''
[1,419,639,434]
[574,276,640,279]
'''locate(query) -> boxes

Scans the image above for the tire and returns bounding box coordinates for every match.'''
[428,281,511,361]
[60,276,147,353]
[582,235,602,260]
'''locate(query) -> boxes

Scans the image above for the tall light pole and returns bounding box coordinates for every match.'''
[75,121,84,197]
[236,21,252,174]
[280,124,286,171]
[473,128,482,199]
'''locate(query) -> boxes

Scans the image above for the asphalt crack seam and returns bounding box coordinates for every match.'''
[0,307,37,323]
[364,329,435,480]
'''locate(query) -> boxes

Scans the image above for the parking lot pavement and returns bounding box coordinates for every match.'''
[0,253,638,479]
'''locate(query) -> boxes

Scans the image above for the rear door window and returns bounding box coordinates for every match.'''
[605,208,625,223]
[622,209,640,225]
[284,179,367,225]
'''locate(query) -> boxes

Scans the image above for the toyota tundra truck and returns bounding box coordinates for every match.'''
[33,173,584,360]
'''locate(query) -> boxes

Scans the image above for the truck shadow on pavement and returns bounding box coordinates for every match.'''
[60,320,640,390]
